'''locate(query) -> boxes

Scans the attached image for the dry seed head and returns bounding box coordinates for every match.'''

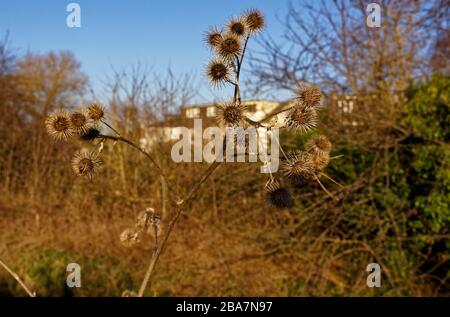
[69,110,91,134]
[71,150,102,179]
[79,127,101,141]
[311,150,330,171]
[120,228,139,247]
[296,84,322,108]
[45,110,73,141]
[206,59,229,87]
[283,152,315,180]
[136,210,151,230]
[205,27,223,49]
[306,135,332,155]
[265,180,293,209]
[217,34,241,61]
[227,17,247,37]
[121,290,138,297]
[245,9,265,34]
[285,101,318,132]
[217,102,246,127]
[86,102,105,121]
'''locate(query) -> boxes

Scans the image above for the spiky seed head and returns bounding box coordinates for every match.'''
[283,152,315,180]
[227,17,247,37]
[205,27,223,49]
[69,110,91,134]
[120,228,139,248]
[86,102,105,121]
[71,150,102,179]
[121,290,138,297]
[136,208,162,236]
[206,59,229,87]
[217,34,241,61]
[79,128,101,141]
[285,101,318,132]
[217,102,246,127]
[265,180,293,209]
[306,135,332,155]
[311,151,330,171]
[136,210,151,231]
[245,9,265,34]
[45,111,73,141]
[296,84,322,108]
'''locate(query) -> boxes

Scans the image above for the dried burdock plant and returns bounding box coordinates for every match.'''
[206,59,230,87]
[283,151,316,181]
[45,110,73,141]
[121,290,138,297]
[285,101,319,132]
[216,33,242,61]
[216,102,247,127]
[306,135,332,155]
[227,17,247,37]
[69,110,92,134]
[296,84,323,108]
[204,26,223,49]
[244,9,265,34]
[79,127,101,141]
[120,228,140,248]
[43,8,342,297]
[265,180,294,209]
[71,150,102,179]
[86,102,105,122]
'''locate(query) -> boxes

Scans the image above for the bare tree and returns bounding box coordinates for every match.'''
[102,63,197,128]
[251,0,446,95]
[0,32,16,75]
[250,0,447,148]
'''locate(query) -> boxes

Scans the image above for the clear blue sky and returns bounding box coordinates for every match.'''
[0,0,292,103]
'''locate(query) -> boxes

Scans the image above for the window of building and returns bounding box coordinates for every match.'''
[338,100,354,113]
[186,107,200,118]
[206,106,216,117]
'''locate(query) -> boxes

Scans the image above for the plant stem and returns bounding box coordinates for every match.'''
[0,259,36,297]
[101,120,121,137]
[137,161,222,296]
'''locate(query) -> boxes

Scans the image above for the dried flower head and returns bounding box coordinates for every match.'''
[69,110,91,134]
[217,102,246,126]
[311,151,330,171]
[45,111,73,141]
[121,290,138,297]
[227,17,247,37]
[206,59,229,87]
[285,101,318,132]
[205,27,223,49]
[120,228,139,247]
[265,181,293,209]
[296,84,322,108]
[244,9,265,34]
[306,135,332,155]
[79,127,101,141]
[283,152,315,180]
[217,34,241,61]
[136,208,162,236]
[71,150,102,179]
[136,210,151,230]
[86,102,105,121]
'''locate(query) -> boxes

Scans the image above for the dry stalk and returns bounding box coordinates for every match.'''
[0,259,36,297]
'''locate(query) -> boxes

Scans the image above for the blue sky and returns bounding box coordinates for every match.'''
[0,0,292,103]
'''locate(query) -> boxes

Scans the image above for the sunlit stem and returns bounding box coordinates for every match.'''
[314,174,338,201]
[320,172,344,188]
